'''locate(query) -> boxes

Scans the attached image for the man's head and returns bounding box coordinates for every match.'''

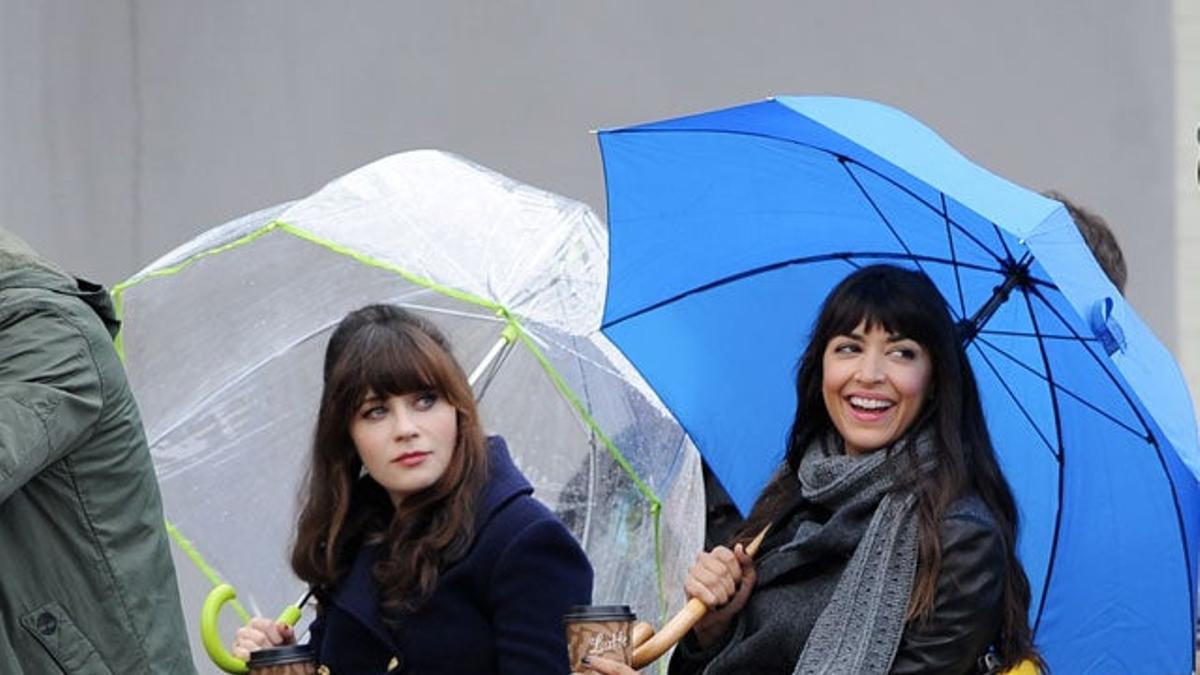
[1043,190,1127,294]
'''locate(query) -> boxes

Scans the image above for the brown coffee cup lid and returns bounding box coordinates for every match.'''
[563,605,636,622]
[248,644,314,667]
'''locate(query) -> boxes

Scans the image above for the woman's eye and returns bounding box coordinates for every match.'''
[889,346,919,360]
[413,391,439,410]
[362,405,388,420]
[833,342,859,354]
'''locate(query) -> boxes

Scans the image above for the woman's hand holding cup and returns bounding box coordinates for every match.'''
[684,543,756,649]
[574,654,639,674]
[231,616,295,661]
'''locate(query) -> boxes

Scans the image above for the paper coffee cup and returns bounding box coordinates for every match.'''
[247,644,316,675]
[563,605,636,670]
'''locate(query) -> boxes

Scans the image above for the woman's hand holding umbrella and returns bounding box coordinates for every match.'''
[201,584,308,673]
[576,527,767,675]
[575,545,756,675]
[231,617,295,662]
[682,543,756,649]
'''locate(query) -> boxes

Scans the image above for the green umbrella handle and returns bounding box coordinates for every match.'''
[201,584,250,674]
[201,584,308,673]
[275,602,303,627]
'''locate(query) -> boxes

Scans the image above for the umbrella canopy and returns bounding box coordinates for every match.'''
[115,150,703,672]
[597,96,1200,673]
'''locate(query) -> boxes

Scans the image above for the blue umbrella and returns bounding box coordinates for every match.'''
[597,96,1200,673]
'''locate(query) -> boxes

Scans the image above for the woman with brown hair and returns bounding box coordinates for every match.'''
[583,265,1043,675]
[231,304,592,674]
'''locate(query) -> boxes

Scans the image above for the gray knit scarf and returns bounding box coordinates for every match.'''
[791,431,936,675]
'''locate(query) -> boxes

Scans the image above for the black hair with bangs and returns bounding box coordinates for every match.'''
[789,264,961,454]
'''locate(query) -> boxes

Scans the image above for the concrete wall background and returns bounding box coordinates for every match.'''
[0,1,1184,355]
[1177,0,1200,417]
[4,3,1200,672]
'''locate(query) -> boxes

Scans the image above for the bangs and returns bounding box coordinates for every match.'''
[337,321,458,407]
[819,266,950,346]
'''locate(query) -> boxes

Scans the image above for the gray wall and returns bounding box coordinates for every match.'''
[1,1,1179,349]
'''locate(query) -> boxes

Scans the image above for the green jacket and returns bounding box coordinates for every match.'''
[0,236,196,673]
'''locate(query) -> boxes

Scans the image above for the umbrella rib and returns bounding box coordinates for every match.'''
[149,298,503,464]
[839,161,928,279]
[978,329,1101,342]
[1025,288,1155,441]
[606,127,1010,268]
[471,336,517,403]
[941,193,968,319]
[837,154,1008,268]
[1025,287,1199,633]
[967,341,1059,460]
[1018,285,1199,644]
[993,222,1018,263]
[566,331,600,551]
[602,251,1005,330]
[973,335,1146,440]
[147,318,344,479]
[1015,284,1067,635]
[968,332,1060,631]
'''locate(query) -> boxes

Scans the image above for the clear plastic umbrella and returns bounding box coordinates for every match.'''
[114,150,703,672]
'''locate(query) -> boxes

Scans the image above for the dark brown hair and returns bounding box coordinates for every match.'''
[291,304,489,621]
[737,265,1042,671]
[1044,189,1126,293]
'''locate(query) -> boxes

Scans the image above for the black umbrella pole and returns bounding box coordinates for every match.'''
[960,254,1034,344]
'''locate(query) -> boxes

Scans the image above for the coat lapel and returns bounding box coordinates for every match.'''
[330,544,405,653]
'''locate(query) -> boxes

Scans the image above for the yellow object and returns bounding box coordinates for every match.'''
[1005,660,1039,675]
[201,584,249,674]
[200,583,307,674]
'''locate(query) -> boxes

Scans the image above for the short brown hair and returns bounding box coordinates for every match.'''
[1044,190,1127,293]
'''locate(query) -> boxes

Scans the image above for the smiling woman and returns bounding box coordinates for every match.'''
[581,265,1043,675]
[228,304,593,674]
[820,322,933,456]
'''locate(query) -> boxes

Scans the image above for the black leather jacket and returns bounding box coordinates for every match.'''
[670,495,1005,675]
[890,498,1005,674]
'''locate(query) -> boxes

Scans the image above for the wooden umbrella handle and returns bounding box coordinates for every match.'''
[629,524,770,669]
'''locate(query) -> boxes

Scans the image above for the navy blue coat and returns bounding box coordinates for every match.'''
[307,436,593,674]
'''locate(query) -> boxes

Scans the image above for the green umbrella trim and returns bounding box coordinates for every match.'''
[504,313,666,620]
[112,218,670,625]
[112,224,281,362]
[166,520,252,623]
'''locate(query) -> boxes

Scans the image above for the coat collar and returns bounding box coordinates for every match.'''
[0,265,120,338]
[476,435,534,524]
[328,436,533,649]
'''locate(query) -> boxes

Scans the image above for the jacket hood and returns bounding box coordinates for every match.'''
[0,227,73,281]
[0,228,120,338]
